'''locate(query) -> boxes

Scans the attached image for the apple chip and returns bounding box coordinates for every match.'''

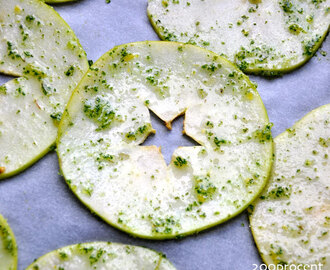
[57,41,273,239]
[148,0,330,75]
[0,0,88,179]
[26,242,175,270]
[0,214,17,270]
[250,104,330,267]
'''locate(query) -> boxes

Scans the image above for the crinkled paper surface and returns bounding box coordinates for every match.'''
[0,0,329,269]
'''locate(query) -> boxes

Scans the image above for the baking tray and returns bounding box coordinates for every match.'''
[0,0,329,269]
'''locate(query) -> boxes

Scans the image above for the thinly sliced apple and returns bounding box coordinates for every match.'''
[57,41,273,239]
[0,214,17,270]
[0,0,88,179]
[26,242,175,270]
[147,0,329,75]
[250,104,330,267]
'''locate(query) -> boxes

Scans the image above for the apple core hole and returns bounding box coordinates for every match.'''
[142,110,200,165]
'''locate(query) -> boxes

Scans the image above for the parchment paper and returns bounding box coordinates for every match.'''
[0,0,329,269]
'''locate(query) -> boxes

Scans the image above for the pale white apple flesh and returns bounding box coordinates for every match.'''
[57,41,273,239]
[26,242,175,270]
[0,214,17,270]
[250,104,330,267]
[0,0,89,179]
[147,0,330,75]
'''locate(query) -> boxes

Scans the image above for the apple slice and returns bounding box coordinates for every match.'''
[147,0,329,75]
[26,242,175,270]
[0,0,88,179]
[57,41,273,239]
[250,104,330,267]
[0,214,17,270]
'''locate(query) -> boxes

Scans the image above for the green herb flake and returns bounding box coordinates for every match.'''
[150,215,179,234]
[288,24,304,34]
[173,156,188,167]
[65,65,75,76]
[267,186,291,199]
[253,123,273,143]
[25,15,35,22]
[0,85,7,95]
[214,137,227,147]
[280,0,294,13]
[302,35,321,56]
[83,96,120,131]
[50,112,62,122]
[194,175,217,203]
[0,224,15,255]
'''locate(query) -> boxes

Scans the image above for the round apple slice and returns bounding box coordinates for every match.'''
[147,0,329,75]
[0,214,17,270]
[0,0,88,179]
[250,104,330,267]
[26,242,176,270]
[57,41,273,239]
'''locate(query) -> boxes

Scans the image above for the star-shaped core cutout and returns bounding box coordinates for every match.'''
[142,111,199,165]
